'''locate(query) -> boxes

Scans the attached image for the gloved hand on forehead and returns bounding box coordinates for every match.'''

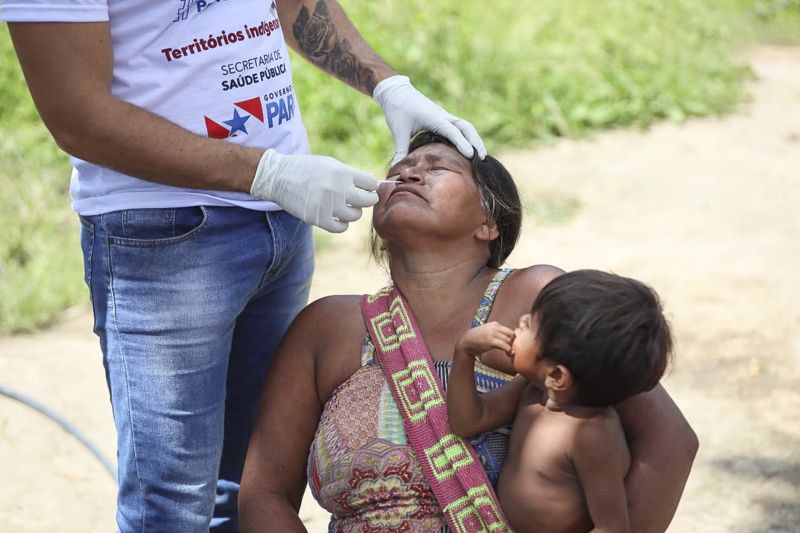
[373,75,487,165]
[250,149,379,233]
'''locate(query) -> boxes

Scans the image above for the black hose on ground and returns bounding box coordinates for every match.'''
[0,384,117,483]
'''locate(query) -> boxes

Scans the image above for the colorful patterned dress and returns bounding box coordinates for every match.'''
[307,269,515,532]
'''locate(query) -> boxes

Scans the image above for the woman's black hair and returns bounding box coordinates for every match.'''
[371,131,522,267]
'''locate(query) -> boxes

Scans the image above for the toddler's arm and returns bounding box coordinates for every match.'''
[573,415,631,533]
[448,322,527,437]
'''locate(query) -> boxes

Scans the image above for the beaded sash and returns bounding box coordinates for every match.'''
[361,286,512,533]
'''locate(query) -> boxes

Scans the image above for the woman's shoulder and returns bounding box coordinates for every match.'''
[303,293,363,314]
[486,264,565,326]
[295,295,371,403]
[296,294,365,339]
[506,264,565,294]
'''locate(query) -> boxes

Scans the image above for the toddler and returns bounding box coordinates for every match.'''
[448,269,672,533]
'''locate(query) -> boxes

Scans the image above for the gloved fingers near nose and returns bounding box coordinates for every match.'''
[332,203,363,223]
[343,168,379,208]
[311,198,349,233]
[250,149,381,233]
[318,217,349,233]
[345,185,379,210]
[351,170,380,192]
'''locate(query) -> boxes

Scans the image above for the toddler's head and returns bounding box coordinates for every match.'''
[523,269,672,406]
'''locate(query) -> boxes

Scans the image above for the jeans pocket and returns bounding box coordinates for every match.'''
[105,206,209,248]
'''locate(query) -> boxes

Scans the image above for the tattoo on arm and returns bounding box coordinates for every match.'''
[292,0,377,94]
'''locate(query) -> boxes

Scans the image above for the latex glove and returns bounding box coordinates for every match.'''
[251,149,379,233]
[373,75,487,165]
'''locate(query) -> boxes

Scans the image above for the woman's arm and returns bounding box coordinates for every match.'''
[239,303,325,532]
[616,385,699,532]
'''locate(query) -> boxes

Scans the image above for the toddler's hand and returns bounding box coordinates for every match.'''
[456,322,515,360]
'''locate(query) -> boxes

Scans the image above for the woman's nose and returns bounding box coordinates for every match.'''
[398,166,424,184]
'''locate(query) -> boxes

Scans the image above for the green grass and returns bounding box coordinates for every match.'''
[1,0,799,333]
[0,125,83,333]
[729,0,800,42]
[1,26,84,332]
[295,0,799,170]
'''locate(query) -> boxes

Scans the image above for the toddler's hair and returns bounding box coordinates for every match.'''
[531,269,673,406]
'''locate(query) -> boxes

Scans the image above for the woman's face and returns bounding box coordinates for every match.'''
[372,143,486,241]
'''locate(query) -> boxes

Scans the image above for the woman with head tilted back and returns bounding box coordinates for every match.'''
[239,132,698,532]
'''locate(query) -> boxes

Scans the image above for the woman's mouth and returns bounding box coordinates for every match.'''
[389,185,424,200]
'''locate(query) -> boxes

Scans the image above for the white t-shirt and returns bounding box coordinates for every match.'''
[1,0,309,214]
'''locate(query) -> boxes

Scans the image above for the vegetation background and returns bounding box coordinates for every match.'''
[1,0,799,333]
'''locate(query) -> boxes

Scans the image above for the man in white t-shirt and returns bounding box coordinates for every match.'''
[2,0,486,531]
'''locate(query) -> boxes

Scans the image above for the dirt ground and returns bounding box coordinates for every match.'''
[1,45,798,532]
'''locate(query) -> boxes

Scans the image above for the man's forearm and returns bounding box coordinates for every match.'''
[277,0,397,95]
[53,94,261,193]
[9,22,262,193]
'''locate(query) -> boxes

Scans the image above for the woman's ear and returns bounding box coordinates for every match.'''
[544,365,574,391]
[475,222,499,243]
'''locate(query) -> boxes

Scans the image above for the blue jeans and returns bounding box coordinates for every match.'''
[79,206,313,532]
